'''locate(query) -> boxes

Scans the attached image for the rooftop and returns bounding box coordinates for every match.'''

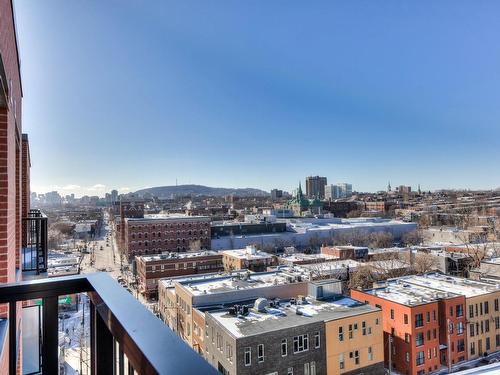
[125,214,210,222]
[400,273,500,298]
[363,279,461,306]
[209,296,378,338]
[177,270,308,297]
[138,250,220,262]
[222,246,274,260]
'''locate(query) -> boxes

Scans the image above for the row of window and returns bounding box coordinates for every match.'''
[469,299,499,318]
[130,222,209,230]
[338,347,374,369]
[338,319,378,341]
[242,333,321,367]
[131,230,209,239]
[131,238,208,247]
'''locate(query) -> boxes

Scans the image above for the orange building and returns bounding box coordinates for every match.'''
[352,279,467,375]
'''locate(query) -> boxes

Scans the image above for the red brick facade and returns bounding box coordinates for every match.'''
[0,1,26,373]
[136,251,223,298]
[123,216,211,258]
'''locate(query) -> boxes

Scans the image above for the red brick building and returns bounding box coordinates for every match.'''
[0,1,30,373]
[135,251,223,298]
[123,215,211,258]
[351,279,467,375]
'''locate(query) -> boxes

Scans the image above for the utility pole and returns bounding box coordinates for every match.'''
[447,318,452,373]
[388,334,392,375]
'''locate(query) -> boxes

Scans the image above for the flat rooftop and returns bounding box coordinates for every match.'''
[125,214,210,222]
[400,273,500,298]
[362,279,461,306]
[209,296,378,338]
[138,250,220,262]
[178,270,308,297]
[222,246,274,260]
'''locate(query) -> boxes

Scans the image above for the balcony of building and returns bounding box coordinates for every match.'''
[22,209,48,275]
[0,272,217,375]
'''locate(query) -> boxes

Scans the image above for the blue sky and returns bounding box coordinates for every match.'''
[15,0,500,197]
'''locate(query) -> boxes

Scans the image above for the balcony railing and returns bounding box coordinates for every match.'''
[22,209,48,274]
[0,272,217,375]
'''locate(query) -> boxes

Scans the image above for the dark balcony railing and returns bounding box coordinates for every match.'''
[0,272,218,375]
[22,209,48,274]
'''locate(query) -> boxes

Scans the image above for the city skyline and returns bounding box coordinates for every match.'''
[15,0,500,196]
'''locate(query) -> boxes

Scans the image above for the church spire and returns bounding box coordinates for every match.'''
[387,181,391,192]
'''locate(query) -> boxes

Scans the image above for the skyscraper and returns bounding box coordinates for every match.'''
[305,176,327,199]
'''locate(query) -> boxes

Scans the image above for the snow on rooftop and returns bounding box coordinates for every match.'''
[222,246,274,260]
[210,297,372,338]
[139,250,219,262]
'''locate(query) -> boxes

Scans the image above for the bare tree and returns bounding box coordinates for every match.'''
[369,232,394,249]
[401,230,423,246]
[412,252,439,274]
[348,265,377,290]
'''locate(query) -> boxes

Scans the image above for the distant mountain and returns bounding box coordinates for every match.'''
[134,184,269,198]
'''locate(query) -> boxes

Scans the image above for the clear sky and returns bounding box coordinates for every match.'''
[14,0,500,197]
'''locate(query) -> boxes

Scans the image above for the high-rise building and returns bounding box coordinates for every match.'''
[324,184,340,200]
[270,188,283,200]
[336,183,353,198]
[305,176,327,199]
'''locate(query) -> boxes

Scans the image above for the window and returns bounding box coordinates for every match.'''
[287,368,294,375]
[405,333,410,343]
[304,363,310,375]
[391,309,394,319]
[471,342,475,356]
[349,324,353,339]
[433,328,437,340]
[415,313,424,328]
[428,349,431,359]
[485,301,489,314]
[339,353,345,369]
[226,343,233,363]
[496,317,500,330]
[258,344,264,362]
[293,334,309,353]
[457,322,464,335]
[404,314,408,324]
[416,332,424,347]
[375,318,379,325]
[487,337,491,351]
[244,347,251,366]
[426,311,430,323]
[456,304,463,317]
[433,310,436,321]
[470,323,475,337]
[362,321,367,335]
[281,339,287,357]
[486,319,490,333]
[497,334,500,347]
[314,332,320,348]
[406,352,410,363]
[310,361,316,375]
[434,347,437,358]
[469,305,474,318]
[368,346,373,361]
[450,307,453,316]
[427,330,431,341]
[338,327,344,341]
[457,339,465,353]
[495,299,499,312]
[416,351,425,366]
[354,350,360,365]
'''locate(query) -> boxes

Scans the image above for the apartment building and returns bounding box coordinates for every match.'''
[122,214,211,258]
[158,269,311,350]
[400,274,500,361]
[351,279,467,375]
[204,296,384,375]
[306,176,327,199]
[135,251,224,298]
[222,246,277,272]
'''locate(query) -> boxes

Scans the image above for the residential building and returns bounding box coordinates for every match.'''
[306,176,328,199]
[158,269,311,350]
[399,274,500,361]
[271,189,283,200]
[222,246,277,272]
[321,246,369,261]
[135,251,224,298]
[204,296,384,375]
[336,183,353,199]
[122,214,211,258]
[325,184,340,201]
[351,278,467,375]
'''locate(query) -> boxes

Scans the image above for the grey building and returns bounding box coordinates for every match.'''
[306,176,327,199]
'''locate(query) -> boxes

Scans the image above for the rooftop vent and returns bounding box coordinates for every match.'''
[254,298,269,312]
